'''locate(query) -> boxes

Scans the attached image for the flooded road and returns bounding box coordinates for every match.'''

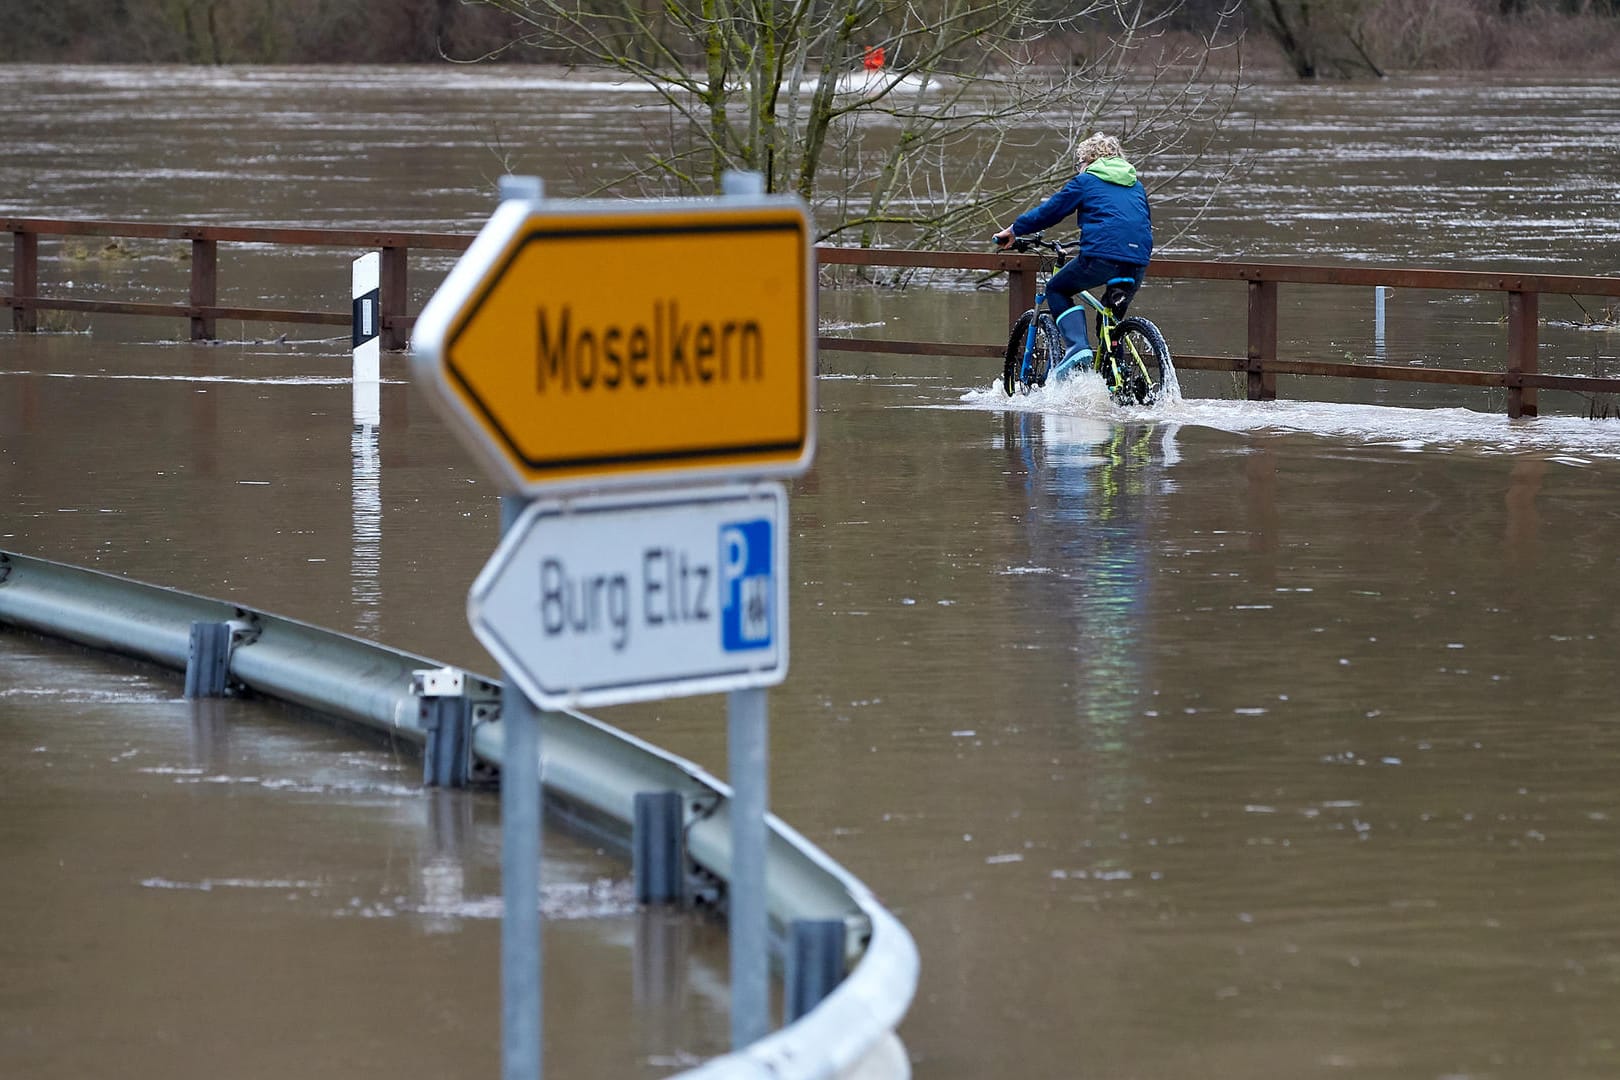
[4,64,1620,1078]
[0,634,732,1078]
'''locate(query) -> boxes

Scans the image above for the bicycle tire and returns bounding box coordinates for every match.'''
[1113,316,1171,406]
[1002,310,1033,396]
[1030,313,1058,388]
[1002,310,1060,395]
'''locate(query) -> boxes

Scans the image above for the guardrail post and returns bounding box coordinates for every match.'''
[1506,290,1539,419]
[1246,279,1278,401]
[633,791,687,904]
[413,667,497,788]
[189,237,217,341]
[13,229,38,332]
[380,245,408,351]
[420,696,473,787]
[184,621,232,697]
[785,918,846,1021]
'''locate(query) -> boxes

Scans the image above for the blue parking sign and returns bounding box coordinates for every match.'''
[720,519,773,652]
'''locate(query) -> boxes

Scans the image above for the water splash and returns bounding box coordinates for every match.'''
[955,364,1620,461]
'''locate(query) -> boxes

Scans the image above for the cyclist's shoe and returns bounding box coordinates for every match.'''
[1050,346,1093,381]
[1053,307,1092,381]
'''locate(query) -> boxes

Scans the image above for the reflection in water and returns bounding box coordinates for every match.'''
[1159,421,1181,469]
[350,417,382,634]
[634,907,692,1064]
[1245,443,1278,557]
[187,698,233,771]
[419,789,471,935]
[1504,457,1546,563]
[1001,413,1174,816]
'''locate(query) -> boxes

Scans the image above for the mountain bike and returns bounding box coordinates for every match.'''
[999,234,1172,406]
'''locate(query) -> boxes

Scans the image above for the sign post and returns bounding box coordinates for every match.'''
[499,492,543,1080]
[492,175,546,1080]
[412,171,814,1071]
[718,169,774,1050]
[726,683,770,1046]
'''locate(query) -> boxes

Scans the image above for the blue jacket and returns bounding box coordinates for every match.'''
[1012,156,1152,266]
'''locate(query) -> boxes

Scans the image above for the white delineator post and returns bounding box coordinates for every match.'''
[352,251,381,426]
[1374,285,1389,360]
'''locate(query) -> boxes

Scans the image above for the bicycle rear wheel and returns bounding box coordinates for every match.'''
[1002,310,1059,395]
[1114,316,1171,406]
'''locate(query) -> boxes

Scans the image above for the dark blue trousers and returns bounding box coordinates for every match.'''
[1046,255,1147,319]
[1047,256,1146,352]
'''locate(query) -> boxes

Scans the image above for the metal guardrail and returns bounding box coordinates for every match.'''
[8,216,1620,418]
[0,548,918,1080]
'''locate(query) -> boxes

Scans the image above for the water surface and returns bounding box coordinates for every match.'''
[3,64,1620,1079]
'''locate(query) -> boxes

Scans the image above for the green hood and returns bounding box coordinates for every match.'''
[1085,156,1138,186]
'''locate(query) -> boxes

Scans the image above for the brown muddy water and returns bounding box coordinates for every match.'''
[3,65,1620,1079]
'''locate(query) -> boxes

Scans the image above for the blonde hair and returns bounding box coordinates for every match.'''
[1076,132,1124,168]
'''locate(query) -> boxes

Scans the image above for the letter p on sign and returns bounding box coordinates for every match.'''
[721,520,773,651]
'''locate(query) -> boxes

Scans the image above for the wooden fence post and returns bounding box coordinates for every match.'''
[1246,278,1278,401]
[189,237,217,341]
[1506,290,1539,419]
[1008,258,1036,328]
[13,229,38,333]
[380,245,408,351]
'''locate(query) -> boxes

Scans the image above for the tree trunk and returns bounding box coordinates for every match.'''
[701,0,731,189]
[1252,0,1318,77]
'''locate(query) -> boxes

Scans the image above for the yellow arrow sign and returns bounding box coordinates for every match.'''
[412,197,815,494]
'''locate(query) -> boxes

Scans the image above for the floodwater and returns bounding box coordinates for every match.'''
[0,638,728,1078]
[4,64,1620,1079]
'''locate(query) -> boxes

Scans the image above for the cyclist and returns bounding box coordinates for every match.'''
[993,132,1153,372]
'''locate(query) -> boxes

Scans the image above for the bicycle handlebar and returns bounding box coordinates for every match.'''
[993,233,1074,257]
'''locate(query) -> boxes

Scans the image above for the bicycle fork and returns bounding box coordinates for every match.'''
[1020,316,1041,384]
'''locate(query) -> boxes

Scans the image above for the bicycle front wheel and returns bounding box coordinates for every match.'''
[1003,310,1059,395]
[1114,316,1171,406]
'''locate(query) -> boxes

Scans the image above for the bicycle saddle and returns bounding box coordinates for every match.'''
[1103,277,1136,319]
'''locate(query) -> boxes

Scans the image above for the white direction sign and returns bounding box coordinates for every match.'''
[470,483,788,710]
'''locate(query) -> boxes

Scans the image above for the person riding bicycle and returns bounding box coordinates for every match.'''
[993,132,1153,372]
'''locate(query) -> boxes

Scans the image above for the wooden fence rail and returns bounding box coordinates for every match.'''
[7,217,1620,419]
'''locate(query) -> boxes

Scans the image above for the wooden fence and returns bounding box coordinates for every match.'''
[8,217,1620,419]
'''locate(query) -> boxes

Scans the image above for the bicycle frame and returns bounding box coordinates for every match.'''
[1069,287,1156,393]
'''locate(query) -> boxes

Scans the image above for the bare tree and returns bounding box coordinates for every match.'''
[467,0,1246,247]
[1245,0,1392,77]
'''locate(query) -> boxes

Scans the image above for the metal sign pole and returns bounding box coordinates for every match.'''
[722,170,773,1051]
[495,174,546,1080]
[500,492,542,1080]
[728,685,770,1047]
[501,677,542,1080]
